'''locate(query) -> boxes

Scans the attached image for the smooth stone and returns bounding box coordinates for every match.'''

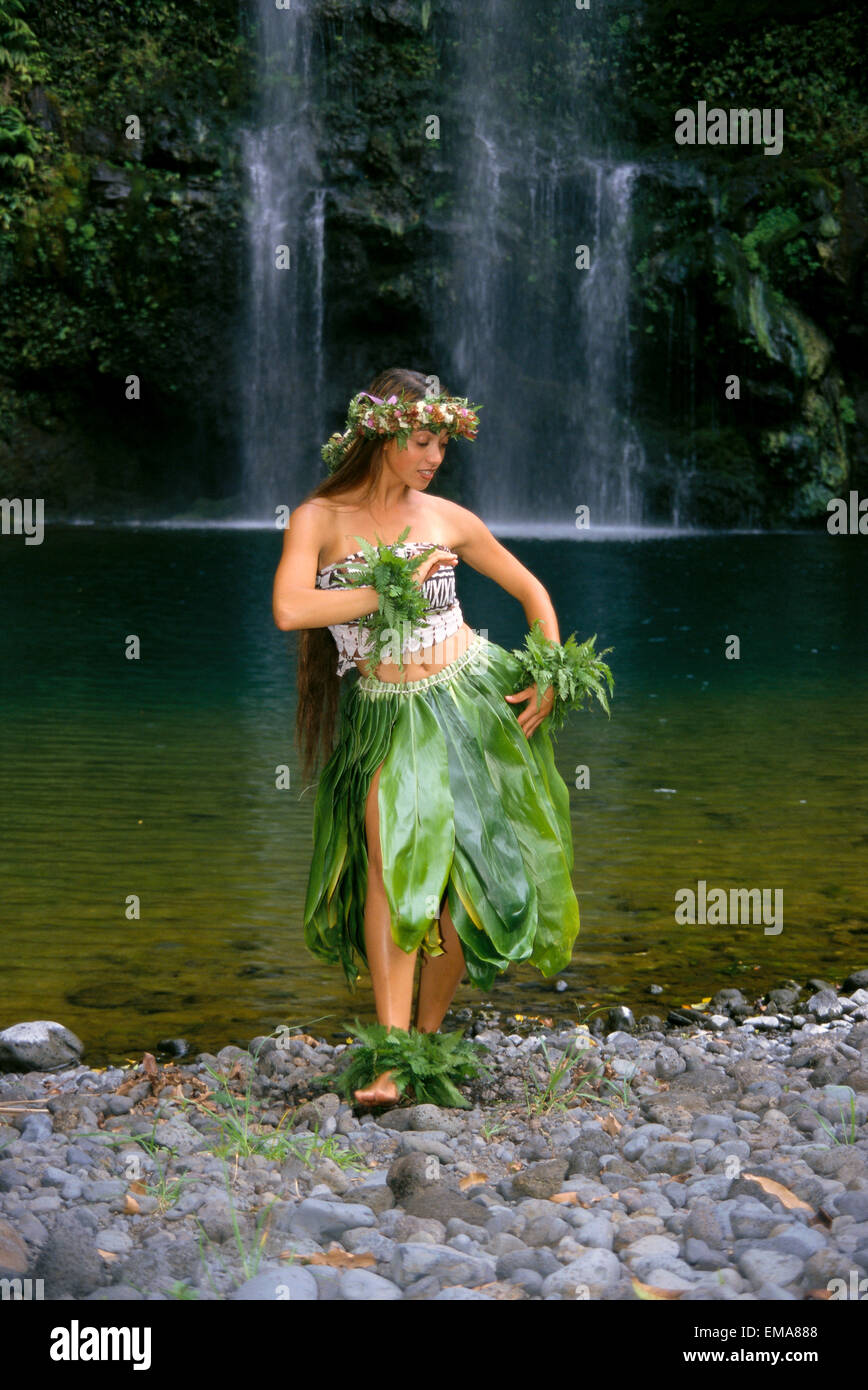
[227,1265,318,1301]
[84,1179,126,1201]
[541,1248,621,1296]
[0,1021,84,1072]
[35,1213,104,1297]
[496,1247,560,1279]
[511,1159,569,1200]
[737,1248,805,1286]
[638,1142,695,1176]
[405,1105,464,1136]
[40,1165,72,1188]
[94,1229,133,1254]
[152,1120,209,1155]
[510,1267,544,1296]
[339,1229,397,1261]
[835,1192,868,1222]
[387,1153,441,1200]
[287,1198,376,1243]
[18,1114,53,1142]
[329,1268,403,1300]
[391,1241,495,1288]
[398,1133,455,1162]
[621,1234,680,1264]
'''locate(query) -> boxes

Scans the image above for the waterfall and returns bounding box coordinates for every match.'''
[436,0,646,526]
[237,0,649,526]
[239,1,325,520]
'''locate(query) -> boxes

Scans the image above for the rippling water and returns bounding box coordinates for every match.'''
[1,526,865,1064]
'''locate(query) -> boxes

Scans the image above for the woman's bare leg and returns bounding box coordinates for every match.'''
[355,762,417,1104]
[414,895,466,1033]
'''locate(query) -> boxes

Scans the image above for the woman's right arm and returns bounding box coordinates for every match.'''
[272,502,379,632]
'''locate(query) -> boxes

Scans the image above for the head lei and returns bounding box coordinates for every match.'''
[321,388,482,474]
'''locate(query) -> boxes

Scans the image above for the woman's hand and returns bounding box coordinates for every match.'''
[505,682,554,738]
[413,549,457,587]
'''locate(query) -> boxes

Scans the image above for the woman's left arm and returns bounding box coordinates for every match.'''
[450,506,559,738]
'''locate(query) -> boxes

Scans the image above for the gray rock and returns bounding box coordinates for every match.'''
[683,1204,726,1248]
[574,1216,614,1250]
[405,1105,464,1136]
[541,1248,621,1296]
[510,1267,544,1296]
[496,1247,560,1279]
[805,991,843,1021]
[84,1179,126,1201]
[329,1268,403,1300]
[398,1133,455,1162]
[152,1120,209,1155]
[639,1142,695,1176]
[40,1165,71,1189]
[307,1157,351,1195]
[763,1227,829,1260]
[287,1198,376,1244]
[737,1247,805,1286]
[18,1113,53,1142]
[35,1213,104,1297]
[621,1233,680,1264]
[0,1161,26,1192]
[402,1188,488,1227]
[348,1181,394,1215]
[373,1107,414,1131]
[387,1152,441,1201]
[692,1114,738,1140]
[843,969,868,993]
[511,1158,568,1199]
[227,1265,318,1300]
[655,1047,686,1080]
[339,1232,397,1265]
[684,1237,728,1270]
[0,1021,84,1072]
[523,1214,572,1248]
[196,1199,240,1244]
[730,1210,782,1241]
[835,1192,868,1222]
[93,1228,133,1255]
[391,1241,495,1288]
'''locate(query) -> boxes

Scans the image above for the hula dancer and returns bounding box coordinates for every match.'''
[273,368,612,1105]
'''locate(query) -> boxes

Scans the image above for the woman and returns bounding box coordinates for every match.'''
[273,367,581,1104]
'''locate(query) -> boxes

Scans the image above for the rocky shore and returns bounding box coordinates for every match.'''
[2,971,868,1303]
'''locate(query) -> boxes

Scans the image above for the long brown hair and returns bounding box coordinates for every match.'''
[296,367,439,778]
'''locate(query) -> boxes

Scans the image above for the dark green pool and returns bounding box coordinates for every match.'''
[1,526,866,1063]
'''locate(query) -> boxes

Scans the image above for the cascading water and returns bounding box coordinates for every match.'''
[238,0,651,526]
[436,0,647,527]
[239,1,325,520]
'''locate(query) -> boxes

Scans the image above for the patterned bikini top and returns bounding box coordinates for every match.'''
[315,540,464,676]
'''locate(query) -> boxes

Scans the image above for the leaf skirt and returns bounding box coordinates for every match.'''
[302,632,580,990]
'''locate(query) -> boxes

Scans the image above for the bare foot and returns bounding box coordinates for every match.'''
[353,1068,400,1106]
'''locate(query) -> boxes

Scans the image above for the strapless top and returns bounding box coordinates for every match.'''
[315,540,464,676]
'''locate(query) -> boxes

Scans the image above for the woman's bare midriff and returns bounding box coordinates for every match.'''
[355,621,476,683]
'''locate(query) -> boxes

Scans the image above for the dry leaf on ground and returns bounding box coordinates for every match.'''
[458,1172,489,1191]
[298,1246,375,1269]
[743,1173,813,1213]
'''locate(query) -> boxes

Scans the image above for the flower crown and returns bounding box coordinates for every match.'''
[321,388,482,474]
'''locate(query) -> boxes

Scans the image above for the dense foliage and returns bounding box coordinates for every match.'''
[1,0,865,519]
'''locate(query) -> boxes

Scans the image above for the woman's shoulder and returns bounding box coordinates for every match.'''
[427,495,489,546]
